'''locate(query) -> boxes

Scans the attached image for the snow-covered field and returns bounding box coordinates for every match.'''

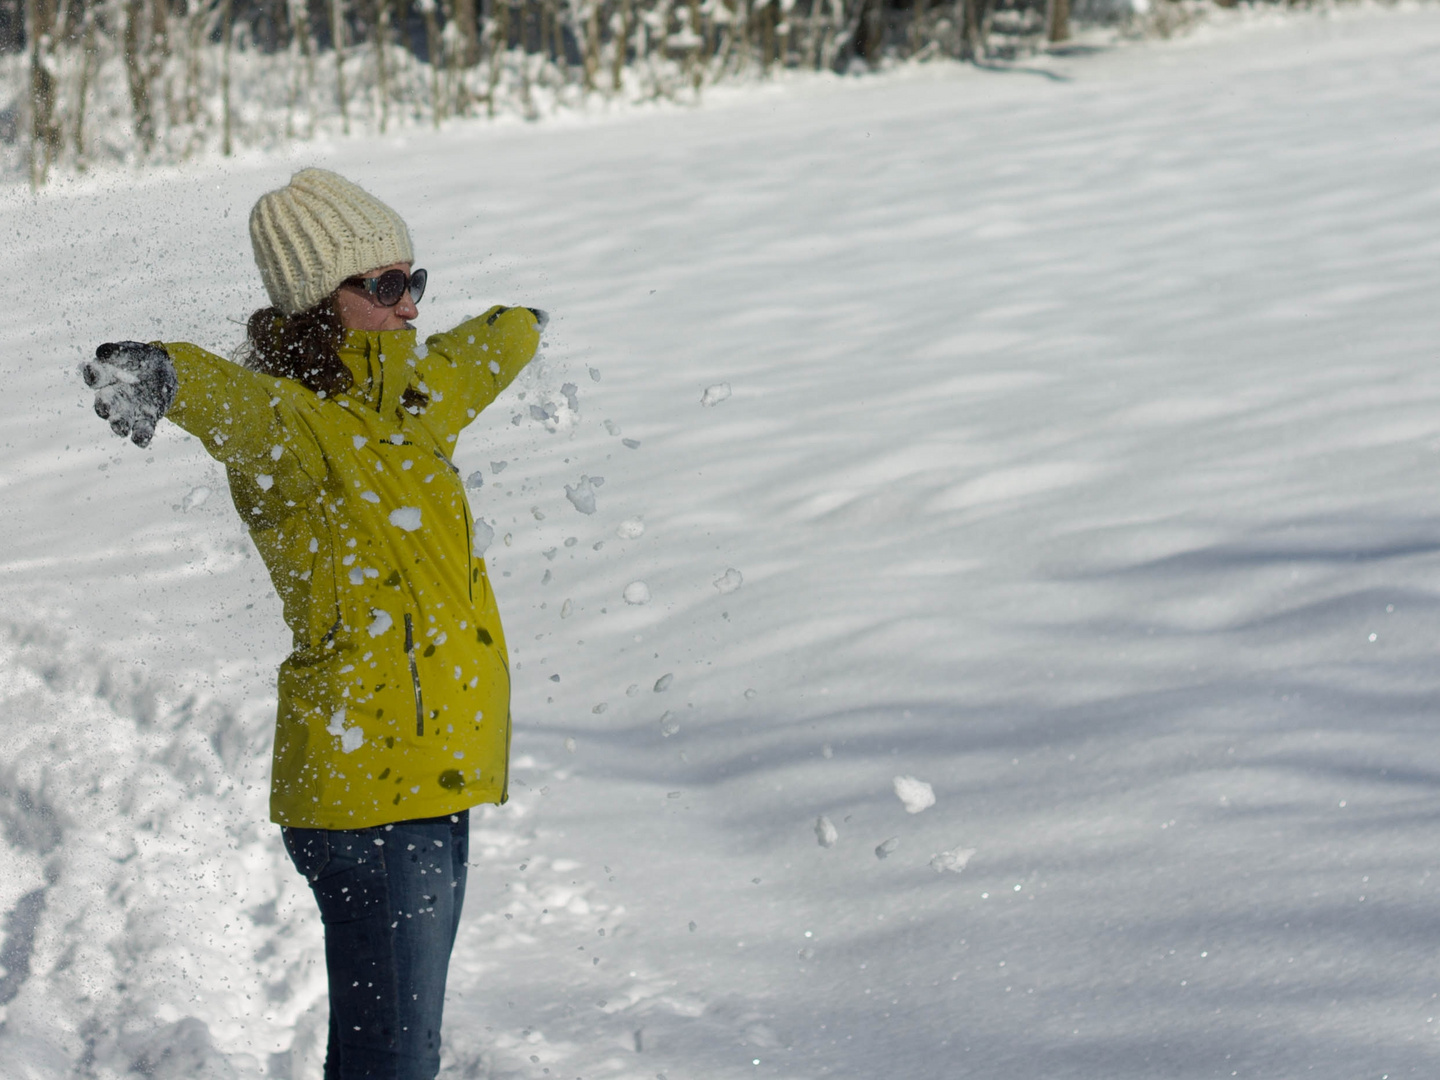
[4,7,1440,1078]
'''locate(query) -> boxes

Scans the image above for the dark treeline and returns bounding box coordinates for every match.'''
[9,0,1204,186]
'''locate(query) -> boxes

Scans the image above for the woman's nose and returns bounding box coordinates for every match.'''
[397,292,419,318]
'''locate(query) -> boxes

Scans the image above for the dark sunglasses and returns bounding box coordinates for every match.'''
[344,267,427,307]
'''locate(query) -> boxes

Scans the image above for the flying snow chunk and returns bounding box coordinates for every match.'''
[472,518,495,557]
[616,518,645,540]
[659,712,680,737]
[367,609,394,637]
[589,367,601,382]
[701,383,731,407]
[623,581,651,605]
[389,506,422,531]
[325,709,365,752]
[256,474,274,491]
[361,490,381,504]
[182,485,211,510]
[560,599,573,619]
[465,471,484,489]
[814,816,838,848]
[875,837,899,860]
[894,775,936,814]
[930,847,976,874]
[713,568,743,594]
[566,476,600,515]
[654,673,674,692]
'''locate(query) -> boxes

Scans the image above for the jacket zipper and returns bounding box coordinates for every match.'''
[500,709,512,804]
[404,613,424,736]
[462,513,474,603]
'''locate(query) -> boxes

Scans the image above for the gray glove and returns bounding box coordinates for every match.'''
[82,341,179,448]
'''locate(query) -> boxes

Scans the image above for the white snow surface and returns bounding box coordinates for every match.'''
[4,9,1440,1078]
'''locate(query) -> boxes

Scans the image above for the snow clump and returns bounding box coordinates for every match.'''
[659,712,680,737]
[930,847,976,874]
[530,392,576,433]
[472,517,495,557]
[389,506,422,531]
[465,471,484,489]
[326,709,365,753]
[654,673,674,692]
[815,816,838,848]
[565,475,604,515]
[181,485,211,510]
[894,775,936,814]
[623,581,651,605]
[616,518,645,539]
[713,568,743,594]
[701,383,731,406]
[367,609,394,637]
[875,837,899,860]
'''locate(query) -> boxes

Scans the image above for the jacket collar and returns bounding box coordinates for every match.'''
[336,328,420,420]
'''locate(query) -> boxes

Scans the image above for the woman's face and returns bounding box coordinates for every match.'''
[334,262,419,332]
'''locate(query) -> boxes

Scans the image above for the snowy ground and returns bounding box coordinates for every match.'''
[4,6,1440,1078]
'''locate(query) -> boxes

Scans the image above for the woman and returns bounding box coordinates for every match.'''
[82,168,544,1080]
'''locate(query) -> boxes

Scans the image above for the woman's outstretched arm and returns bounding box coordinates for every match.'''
[83,339,326,488]
[413,305,545,447]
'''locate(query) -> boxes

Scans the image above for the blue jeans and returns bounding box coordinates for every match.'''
[282,812,469,1080]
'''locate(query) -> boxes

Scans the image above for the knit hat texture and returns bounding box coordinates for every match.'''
[249,168,414,316]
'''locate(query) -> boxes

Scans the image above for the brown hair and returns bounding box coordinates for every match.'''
[240,297,353,398]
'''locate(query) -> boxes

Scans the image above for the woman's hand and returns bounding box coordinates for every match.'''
[82,342,179,448]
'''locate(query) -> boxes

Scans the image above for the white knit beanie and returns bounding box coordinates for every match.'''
[249,168,415,316]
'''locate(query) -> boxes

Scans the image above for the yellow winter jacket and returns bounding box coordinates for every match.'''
[163,306,541,829]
